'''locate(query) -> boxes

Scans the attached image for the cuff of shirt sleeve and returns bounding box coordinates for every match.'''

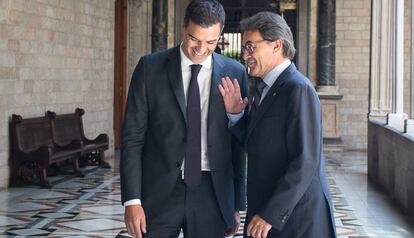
[124,199,141,206]
[227,111,244,125]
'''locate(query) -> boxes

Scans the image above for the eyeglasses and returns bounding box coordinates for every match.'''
[241,39,272,54]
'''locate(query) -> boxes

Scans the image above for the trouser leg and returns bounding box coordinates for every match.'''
[183,172,227,238]
[144,178,185,238]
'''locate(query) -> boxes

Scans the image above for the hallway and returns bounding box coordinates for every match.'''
[0,150,413,237]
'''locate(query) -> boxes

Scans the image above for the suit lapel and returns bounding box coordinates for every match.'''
[167,46,187,123]
[246,64,296,139]
[207,53,225,133]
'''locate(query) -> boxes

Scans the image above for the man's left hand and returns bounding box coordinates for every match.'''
[246,215,272,238]
[224,210,241,237]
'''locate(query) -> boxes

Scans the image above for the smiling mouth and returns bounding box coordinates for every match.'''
[193,49,204,56]
[247,61,256,68]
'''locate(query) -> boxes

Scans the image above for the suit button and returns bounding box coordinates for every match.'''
[281,215,288,223]
[175,162,181,167]
[280,214,288,222]
[182,137,186,143]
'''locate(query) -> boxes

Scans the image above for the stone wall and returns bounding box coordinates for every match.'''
[0,0,115,188]
[336,0,371,149]
[127,0,152,86]
[368,120,414,222]
[404,0,412,116]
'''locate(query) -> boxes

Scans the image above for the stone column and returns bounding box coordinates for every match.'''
[412,0,414,121]
[175,0,191,44]
[151,0,168,52]
[167,0,175,48]
[387,0,408,129]
[369,0,392,119]
[316,0,342,141]
[308,0,318,86]
[127,0,152,86]
[405,0,414,134]
[394,0,404,114]
[317,0,336,88]
[296,0,309,76]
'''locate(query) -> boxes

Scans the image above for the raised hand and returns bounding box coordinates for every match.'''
[218,76,248,114]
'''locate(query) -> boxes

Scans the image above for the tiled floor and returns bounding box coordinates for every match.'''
[326,150,414,238]
[0,150,413,237]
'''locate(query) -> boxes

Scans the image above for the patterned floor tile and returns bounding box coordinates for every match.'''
[79,205,124,215]
[57,218,125,232]
[6,227,53,236]
[60,199,96,205]
[3,202,55,212]
[34,212,77,219]
[29,191,74,200]
[0,150,413,237]
[0,214,27,226]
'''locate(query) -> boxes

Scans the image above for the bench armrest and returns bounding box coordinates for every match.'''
[18,145,51,158]
[83,134,109,144]
[54,139,82,150]
[14,146,52,168]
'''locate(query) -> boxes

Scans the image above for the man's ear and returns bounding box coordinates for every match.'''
[273,39,282,52]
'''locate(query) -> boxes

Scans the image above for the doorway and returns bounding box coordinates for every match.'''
[217,0,297,63]
[114,0,127,149]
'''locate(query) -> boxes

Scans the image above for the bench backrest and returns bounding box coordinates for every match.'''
[10,115,53,153]
[47,108,85,146]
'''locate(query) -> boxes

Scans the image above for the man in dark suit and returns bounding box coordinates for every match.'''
[120,1,248,237]
[219,12,336,238]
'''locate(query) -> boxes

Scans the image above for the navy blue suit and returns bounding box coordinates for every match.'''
[121,46,248,235]
[231,64,336,237]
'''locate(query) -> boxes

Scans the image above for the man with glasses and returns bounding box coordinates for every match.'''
[219,12,336,238]
[121,1,248,237]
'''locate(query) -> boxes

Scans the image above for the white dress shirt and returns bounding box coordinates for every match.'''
[180,45,212,173]
[124,45,213,206]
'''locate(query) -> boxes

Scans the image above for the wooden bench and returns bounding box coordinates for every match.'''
[9,114,84,188]
[46,108,110,168]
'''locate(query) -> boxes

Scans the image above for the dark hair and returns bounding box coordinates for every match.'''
[240,12,296,59]
[184,0,225,28]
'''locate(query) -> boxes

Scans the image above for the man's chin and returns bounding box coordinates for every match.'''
[248,71,258,77]
[190,56,208,64]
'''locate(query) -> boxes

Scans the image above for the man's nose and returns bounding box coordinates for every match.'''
[242,50,251,60]
[196,41,208,52]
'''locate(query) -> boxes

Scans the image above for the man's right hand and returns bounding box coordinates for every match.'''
[125,205,147,238]
[218,76,248,114]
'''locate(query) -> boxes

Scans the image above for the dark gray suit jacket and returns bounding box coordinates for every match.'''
[120,46,248,227]
[232,64,336,237]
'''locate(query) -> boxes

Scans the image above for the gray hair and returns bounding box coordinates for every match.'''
[240,12,296,59]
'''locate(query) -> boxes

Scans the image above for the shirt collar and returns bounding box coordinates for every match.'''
[262,59,291,87]
[180,43,213,70]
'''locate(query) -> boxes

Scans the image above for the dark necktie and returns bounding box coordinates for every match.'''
[252,78,267,114]
[184,64,202,189]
